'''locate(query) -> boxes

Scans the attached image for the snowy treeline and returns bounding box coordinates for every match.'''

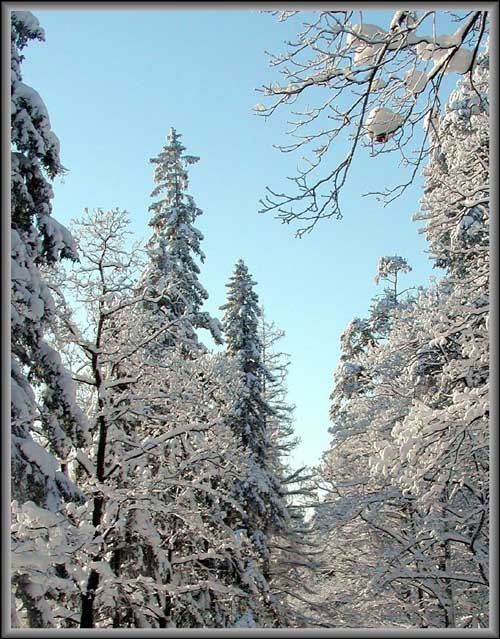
[10,10,489,629]
[301,46,490,630]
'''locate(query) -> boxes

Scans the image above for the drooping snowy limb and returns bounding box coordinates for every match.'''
[10,11,90,628]
[10,498,96,629]
[256,10,489,235]
[10,10,87,508]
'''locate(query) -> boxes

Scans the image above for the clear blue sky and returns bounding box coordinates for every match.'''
[21,9,459,469]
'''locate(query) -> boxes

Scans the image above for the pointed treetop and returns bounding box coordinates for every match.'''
[221,259,263,362]
[233,258,248,278]
[230,258,257,286]
[235,257,248,271]
[149,128,200,214]
[167,126,182,146]
[223,259,260,310]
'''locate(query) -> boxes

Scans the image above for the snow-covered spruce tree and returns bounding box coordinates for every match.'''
[132,131,275,627]
[10,11,87,628]
[258,310,320,627]
[138,127,222,356]
[220,260,291,626]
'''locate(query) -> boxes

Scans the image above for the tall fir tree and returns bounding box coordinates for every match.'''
[138,128,222,356]
[220,260,290,626]
[10,11,87,628]
[131,130,262,628]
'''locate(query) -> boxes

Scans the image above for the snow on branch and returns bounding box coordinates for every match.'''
[256,10,488,236]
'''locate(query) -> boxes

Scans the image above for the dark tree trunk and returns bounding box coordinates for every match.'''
[80,343,108,628]
[80,568,100,628]
[158,548,174,627]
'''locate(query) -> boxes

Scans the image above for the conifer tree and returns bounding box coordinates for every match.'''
[138,128,222,355]
[10,11,87,627]
[220,260,290,625]
[131,131,264,628]
[11,9,86,511]
[221,262,270,459]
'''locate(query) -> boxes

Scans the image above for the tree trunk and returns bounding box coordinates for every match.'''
[80,568,100,628]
